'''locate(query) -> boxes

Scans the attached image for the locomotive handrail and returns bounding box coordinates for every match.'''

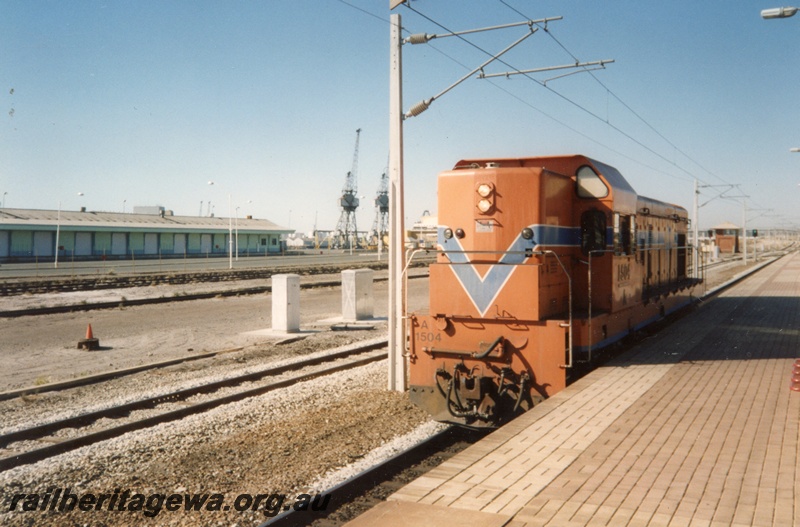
[586,244,700,360]
[533,250,574,369]
[438,249,537,256]
[402,248,434,358]
[586,249,615,362]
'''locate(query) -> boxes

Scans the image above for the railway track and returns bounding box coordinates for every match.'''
[0,345,255,402]
[261,426,489,527]
[0,340,388,472]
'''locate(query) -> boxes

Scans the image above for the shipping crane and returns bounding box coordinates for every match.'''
[334,128,361,249]
[370,164,389,248]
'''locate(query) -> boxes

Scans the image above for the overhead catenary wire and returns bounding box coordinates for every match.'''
[402,2,699,185]
[334,0,699,186]
[496,0,754,197]
[334,0,772,215]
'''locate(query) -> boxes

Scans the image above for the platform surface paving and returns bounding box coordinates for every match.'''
[346,253,800,527]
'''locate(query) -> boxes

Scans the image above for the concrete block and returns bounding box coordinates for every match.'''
[272,274,300,332]
[342,269,374,321]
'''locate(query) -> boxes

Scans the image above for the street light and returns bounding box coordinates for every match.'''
[761,7,799,18]
[55,192,84,268]
[235,200,253,259]
[207,181,214,217]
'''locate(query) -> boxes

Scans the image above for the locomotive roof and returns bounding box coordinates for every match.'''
[453,154,641,214]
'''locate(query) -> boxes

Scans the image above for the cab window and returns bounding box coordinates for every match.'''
[576,165,609,198]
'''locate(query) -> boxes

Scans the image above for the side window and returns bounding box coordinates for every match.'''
[581,210,606,256]
[614,214,632,255]
[629,216,636,257]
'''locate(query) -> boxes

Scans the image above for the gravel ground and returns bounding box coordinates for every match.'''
[0,335,388,436]
[0,360,441,527]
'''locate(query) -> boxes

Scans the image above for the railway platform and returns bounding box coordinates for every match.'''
[345,252,800,527]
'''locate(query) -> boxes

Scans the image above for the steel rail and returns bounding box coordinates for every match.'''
[0,342,388,472]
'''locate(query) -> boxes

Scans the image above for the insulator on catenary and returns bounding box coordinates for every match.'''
[406,33,432,44]
[406,99,430,118]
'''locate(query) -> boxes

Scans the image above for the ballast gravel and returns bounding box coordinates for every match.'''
[0,360,436,527]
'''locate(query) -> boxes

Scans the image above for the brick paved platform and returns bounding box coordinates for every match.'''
[346,252,800,527]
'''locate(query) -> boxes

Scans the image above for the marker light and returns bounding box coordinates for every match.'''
[477,199,493,213]
[443,228,454,239]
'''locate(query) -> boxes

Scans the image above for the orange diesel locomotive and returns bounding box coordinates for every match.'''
[408,155,699,428]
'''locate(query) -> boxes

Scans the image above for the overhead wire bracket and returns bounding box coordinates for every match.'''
[480,59,615,80]
[405,25,540,118]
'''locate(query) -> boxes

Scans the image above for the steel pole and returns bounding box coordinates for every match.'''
[693,179,699,278]
[54,202,61,269]
[388,13,407,392]
[228,194,233,269]
[742,200,747,264]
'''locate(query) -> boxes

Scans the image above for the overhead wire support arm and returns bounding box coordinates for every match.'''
[405,27,539,118]
[403,16,563,45]
[479,59,615,80]
[699,183,738,208]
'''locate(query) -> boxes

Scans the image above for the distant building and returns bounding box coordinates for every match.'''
[710,221,740,254]
[0,207,293,262]
[132,205,167,216]
[407,211,437,249]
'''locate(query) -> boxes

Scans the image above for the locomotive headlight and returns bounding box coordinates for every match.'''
[477,199,492,213]
[443,228,453,239]
[521,228,533,240]
[476,182,495,214]
[455,228,465,239]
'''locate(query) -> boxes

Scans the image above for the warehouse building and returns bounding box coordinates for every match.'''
[0,207,293,262]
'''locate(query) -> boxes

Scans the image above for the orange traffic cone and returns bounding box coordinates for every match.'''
[78,324,100,351]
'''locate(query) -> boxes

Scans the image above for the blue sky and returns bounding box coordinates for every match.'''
[2,0,800,235]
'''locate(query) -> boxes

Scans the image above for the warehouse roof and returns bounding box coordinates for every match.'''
[0,208,293,234]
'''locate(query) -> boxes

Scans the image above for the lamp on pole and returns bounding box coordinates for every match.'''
[55,201,61,269]
[228,194,233,269]
[235,206,240,261]
[761,6,798,18]
[56,192,84,268]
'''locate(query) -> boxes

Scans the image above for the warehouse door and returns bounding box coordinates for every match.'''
[174,234,186,255]
[144,233,158,255]
[75,232,92,256]
[0,231,8,257]
[34,231,53,257]
[111,233,127,255]
[200,234,212,254]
